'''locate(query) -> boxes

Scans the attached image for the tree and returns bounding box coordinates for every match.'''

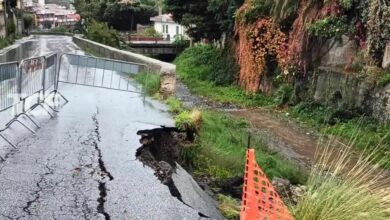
[23,15,34,31]
[165,0,223,40]
[73,0,157,31]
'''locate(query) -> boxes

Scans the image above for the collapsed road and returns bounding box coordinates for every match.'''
[0,35,223,219]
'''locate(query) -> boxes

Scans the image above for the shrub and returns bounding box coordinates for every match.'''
[7,21,15,36]
[23,15,34,31]
[173,34,189,48]
[378,71,390,87]
[0,38,12,50]
[308,16,352,40]
[86,21,120,48]
[274,84,294,106]
[175,110,202,131]
[175,44,238,86]
[144,27,162,38]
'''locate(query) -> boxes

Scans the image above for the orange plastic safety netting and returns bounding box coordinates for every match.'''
[241,149,295,220]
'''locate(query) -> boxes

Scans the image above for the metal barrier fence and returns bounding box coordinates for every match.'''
[58,53,148,93]
[19,56,45,100]
[43,53,57,97]
[0,53,62,151]
[0,62,19,112]
[1,52,150,152]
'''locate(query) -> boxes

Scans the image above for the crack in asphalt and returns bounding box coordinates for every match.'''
[92,111,113,220]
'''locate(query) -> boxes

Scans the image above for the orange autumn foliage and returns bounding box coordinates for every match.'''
[236,18,287,93]
[235,0,343,93]
[286,0,341,73]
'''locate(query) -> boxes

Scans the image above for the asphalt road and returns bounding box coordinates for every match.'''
[0,35,223,220]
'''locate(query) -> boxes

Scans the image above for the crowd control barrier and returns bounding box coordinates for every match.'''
[0,52,149,155]
[0,53,65,151]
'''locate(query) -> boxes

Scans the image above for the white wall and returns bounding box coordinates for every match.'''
[153,21,188,42]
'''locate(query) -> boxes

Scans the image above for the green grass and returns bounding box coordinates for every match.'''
[130,71,160,95]
[290,102,390,169]
[378,71,390,87]
[0,38,12,50]
[166,97,306,184]
[179,78,275,107]
[217,194,241,220]
[175,45,275,107]
[166,97,185,114]
[195,110,306,185]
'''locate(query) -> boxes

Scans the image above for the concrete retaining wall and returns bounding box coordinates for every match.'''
[72,36,176,96]
[312,67,390,123]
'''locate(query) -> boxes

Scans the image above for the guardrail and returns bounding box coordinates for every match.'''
[0,53,67,152]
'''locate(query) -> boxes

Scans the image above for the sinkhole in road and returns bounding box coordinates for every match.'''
[135,127,211,218]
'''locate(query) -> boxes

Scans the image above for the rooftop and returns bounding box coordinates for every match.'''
[150,14,175,23]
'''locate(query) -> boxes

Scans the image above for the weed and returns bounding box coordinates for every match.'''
[130,71,160,95]
[217,194,241,220]
[175,110,202,131]
[292,139,390,220]
[166,97,185,115]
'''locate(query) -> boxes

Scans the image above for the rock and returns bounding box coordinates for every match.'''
[272,177,306,204]
[382,42,390,68]
[272,177,291,199]
[368,84,390,123]
[159,67,176,98]
[320,35,358,67]
[313,67,372,108]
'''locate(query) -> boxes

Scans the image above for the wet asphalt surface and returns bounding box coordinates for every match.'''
[0,36,223,219]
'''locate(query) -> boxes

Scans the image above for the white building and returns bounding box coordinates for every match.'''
[34,4,79,29]
[150,14,188,42]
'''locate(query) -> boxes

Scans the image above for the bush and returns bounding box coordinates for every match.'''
[0,38,12,50]
[144,27,162,38]
[308,16,352,40]
[173,34,189,48]
[175,110,202,131]
[86,21,120,48]
[7,21,15,36]
[175,44,238,86]
[274,84,294,106]
[23,15,34,31]
[378,71,390,87]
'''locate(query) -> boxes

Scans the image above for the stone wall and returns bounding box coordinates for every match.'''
[312,67,390,123]
[320,35,357,67]
[369,84,390,122]
[72,36,176,96]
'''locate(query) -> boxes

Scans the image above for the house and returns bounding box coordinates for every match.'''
[34,4,79,29]
[150,14,188,42]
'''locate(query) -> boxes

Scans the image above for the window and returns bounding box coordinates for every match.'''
[165,25,169,33]
[162,24,165,33]
[176,26,179,35]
